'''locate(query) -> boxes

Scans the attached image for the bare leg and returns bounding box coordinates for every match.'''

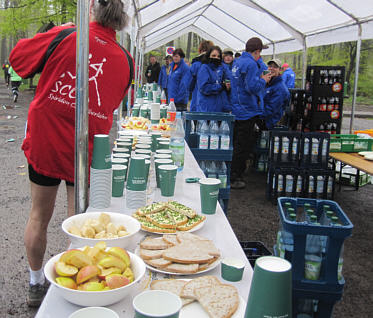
[66,184,75,217]
[24,181,59,271]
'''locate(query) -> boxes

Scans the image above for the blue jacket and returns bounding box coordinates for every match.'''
[263,76,290,129]
[189,54,204,111]
[196,62,231,113]
[167,58,190,104]
[282,68,295,88]
[230,51,266,120]
[157,65,170,90]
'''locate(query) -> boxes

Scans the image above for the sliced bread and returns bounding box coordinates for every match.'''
[164,263,199,274]
[193,239,221,257]
[180,275,221,299]
[166,201,197,218]
[150,279,194,307]
[145,258,172,268]
[146,211,176,229]
[162,234,179,246]
[176,232,210,243]
[176,214,206,231]
[162,242,214,264]
[136,202,166,216]
[139,248,164,260]
[194,284,240,318]
[140,237,171,250]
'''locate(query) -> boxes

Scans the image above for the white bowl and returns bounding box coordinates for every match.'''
[44,250,146,307]
[62,212,141,248]
[69,307,119,318]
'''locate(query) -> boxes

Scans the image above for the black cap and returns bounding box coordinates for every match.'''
[245,37,269,52]
[223,48,234,56]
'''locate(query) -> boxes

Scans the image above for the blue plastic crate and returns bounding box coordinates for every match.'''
[277,197,353,292]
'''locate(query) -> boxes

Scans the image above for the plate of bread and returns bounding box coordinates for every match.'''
[136,233,221,275]
[132,201,206,234]
[149,276,246,318]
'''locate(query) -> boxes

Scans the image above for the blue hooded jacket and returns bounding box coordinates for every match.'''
[196,62,231,113]
[230,51,266,120]
[189,54,204,111]
[157,64,170,90]
[263,76,290,129]
[167,58,190,104]
[282,67,295,88]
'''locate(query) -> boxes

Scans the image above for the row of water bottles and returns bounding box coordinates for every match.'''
[191,120,230,150]
[199,160,228,189]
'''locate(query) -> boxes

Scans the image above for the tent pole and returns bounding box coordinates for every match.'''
[74,0,90,214]
[134,35,140,92]
[127,19,136,116]
[302,38,307,89]
[118,30,125,123]
[272,42,276,59]
[349,24,362,134]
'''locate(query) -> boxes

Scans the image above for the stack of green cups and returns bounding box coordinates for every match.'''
[91,134,111,170]
[112,153,131,161]
[151,132,162,152]
[126,156,147,209]
[112,164,127,197]
[113,147,130,155]
[158,165,178,197]
[154,158,173,188]
[156,137,170,150]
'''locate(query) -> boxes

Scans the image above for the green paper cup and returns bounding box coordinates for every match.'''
[145,159,151,183]
[244,256,292,318]
[126,156,147,191]
[112,158,128,167]
[134,154,151,161]
[140,107,148,119]
[154,153,172,161]
[136,143,151,150]
[151,132,162,152]
[221,258,245,282]
[132,107,140,117]
[117,141,132,151]
[133,290,182,318]
[112,165,127,197]
[91,134,111,169]
[158,142,170,150]
[160,107,168,119]
[155,159,173,188]
[156,149,173,155]
[113,147,130,154]
[135,149,152,156]
[112,153,131,160]
[158,165,178,197]
[199,178,221,214]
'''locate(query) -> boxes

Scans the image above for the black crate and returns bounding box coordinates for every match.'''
[304,169,335,200]
[269,131,302,167]
[306,66,345,96]
[266,167,306,203]
[239,241,272,268]
[300,132,330,169]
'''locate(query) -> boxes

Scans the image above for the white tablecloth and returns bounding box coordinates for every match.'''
[36,144,253,318]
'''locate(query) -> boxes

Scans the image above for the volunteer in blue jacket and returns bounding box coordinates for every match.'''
[189,40,214,111]
[158,55,172,98]
[196,46,231,113]
[230,37,271,189]
[263,59,290,129]
[167,48,191,112]
[281,63,295,88]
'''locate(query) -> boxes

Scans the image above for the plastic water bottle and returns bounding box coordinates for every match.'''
[304,137,310,160]
[199,120,209,149]
[297,298,314,318]
[206,161,217,179]
[321,138,329,165]
[209,120,220,149]
[217,161,228,188]
[199,160,207,176]
[282,213,296,254]
[311,138,319,163]
[296,175,303,198]
[273,136,280,161]
[304,215,322,280]
[167,98,177,123]
[330,218,344,280]
[160,90,167,105]
[220,121,230,150]
[170,116,185,172]
[281,136,290,161]
[292,137,298,161]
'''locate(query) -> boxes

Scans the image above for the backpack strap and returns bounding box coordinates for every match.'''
[116,42,134,93]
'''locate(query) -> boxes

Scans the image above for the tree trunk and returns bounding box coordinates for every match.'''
[345,42,356,95]
[186,32,192,60]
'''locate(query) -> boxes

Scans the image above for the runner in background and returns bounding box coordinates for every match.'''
[2,60,10,86]
[8,65,22,102]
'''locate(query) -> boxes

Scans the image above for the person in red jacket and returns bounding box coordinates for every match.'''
[9,0,132,307]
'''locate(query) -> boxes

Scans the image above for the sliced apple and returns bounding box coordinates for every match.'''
[94,241,107,251]
[55,261,78,277]
[98,267,122,280]
[107,247,130,268]
[56,277,77,290]
[76,265,100,284]
[122,267,134,283]
[106,274,130,289]
[80,281,105,291]
[98,256,126,272]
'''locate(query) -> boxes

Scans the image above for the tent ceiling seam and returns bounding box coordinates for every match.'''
[326,0,360,24]
[193,0,214,27]
[191,25,233,49]
[138,0,160,12]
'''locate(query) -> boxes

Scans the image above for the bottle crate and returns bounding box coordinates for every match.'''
[277,197,353,292]
[304,169,335,200]
[300,132,330,169]
[239,241,272,268]
[269,131,302,168]
[329,134,373,152]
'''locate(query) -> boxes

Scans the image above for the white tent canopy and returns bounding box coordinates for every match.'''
[124,0,373,54]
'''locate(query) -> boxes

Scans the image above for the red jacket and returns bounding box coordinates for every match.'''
[10,22,132,183]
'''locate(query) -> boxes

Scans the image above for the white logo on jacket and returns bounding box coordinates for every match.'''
[50,53,107,106]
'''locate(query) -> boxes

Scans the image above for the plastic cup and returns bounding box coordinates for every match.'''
[112,165,127,197]
[199,178,221,214]
[155,159,173,188]
[158,165,178,197]
[126,156,147,191]
[151,103,161,121]
[244,256,292,318]
[158,142,170,150]
[133,290,182,318]
[91,134,111,169]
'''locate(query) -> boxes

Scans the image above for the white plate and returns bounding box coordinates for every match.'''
[358,151,373,156]
[150,278,246,318]
[135,243,221,276]
[364,154,373,161]
[140,216,206,235]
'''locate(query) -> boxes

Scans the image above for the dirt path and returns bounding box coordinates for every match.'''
[0,82,372,317]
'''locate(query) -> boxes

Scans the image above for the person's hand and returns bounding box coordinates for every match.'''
[61,22,75,27]
[261,73,272,83]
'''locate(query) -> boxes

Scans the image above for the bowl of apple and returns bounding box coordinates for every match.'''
[44,242,146,307]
